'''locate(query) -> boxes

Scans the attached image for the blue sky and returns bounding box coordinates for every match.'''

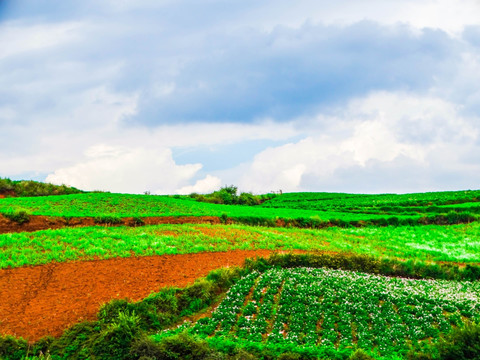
[1,0,480,194]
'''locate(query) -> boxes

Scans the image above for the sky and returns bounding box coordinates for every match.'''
[1,0,480,195]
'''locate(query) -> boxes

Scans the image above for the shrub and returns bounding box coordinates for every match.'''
[99,298,165,331]
[436,321,480,359]
[0,335,28,360]
[220,213,228,224]
[0,178,15,192]
[206,267,242,290]
[131,217,145,226]
[48,321,98,359]
[128,335,165,360]
[3,209,30,224]
[190,185,264,206]
[92,311,141,360]
[154,332,213,360]
[238,192,260,206]
[348,349,376,360]
[31,336,54,358]
[94,216,123,225]
[150,288,179,314]
[98,299,131,324]
[278,352,302,360]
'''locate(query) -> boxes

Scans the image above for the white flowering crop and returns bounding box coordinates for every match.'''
[191,267,480,357]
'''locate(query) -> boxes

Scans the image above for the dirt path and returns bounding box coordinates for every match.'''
[0,250,288,342]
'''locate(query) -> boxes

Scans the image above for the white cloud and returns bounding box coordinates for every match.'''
[247,0,480,35]
[237,91,480,193]
[2,1,480,195]
[46,146,202,194]
[0,21,82,60]
[175,174,222,194]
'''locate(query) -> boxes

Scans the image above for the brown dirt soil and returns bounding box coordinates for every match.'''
[0,249,298,342]
[0,214,222,234]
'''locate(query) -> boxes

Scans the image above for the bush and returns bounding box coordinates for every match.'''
[277,352,302,360]
[206,267,242,290]
[3,209,30,224]
[31,336,54,358]
[220,213,228,224]
[154,332,214,360]
[238,192,260,206]
[436,322,480,359]
[94,216,123,225]
[0,336,28,360]
[128,335,165,360]
[92,311,142,360]
[99,298,166,331]
[48,321,98,359]
[0,178,15,192]
[348,349,376,360]
[190,185,264,206]
[129,217,145,226]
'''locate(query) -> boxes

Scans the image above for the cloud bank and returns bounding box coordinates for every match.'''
[1,1,480,194]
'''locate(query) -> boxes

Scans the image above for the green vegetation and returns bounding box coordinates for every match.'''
[1,191,479,227]
[2,222,480,269]
[2,209,30,224]
[0,177,83,197]
[2,253,479,360]
[190,185,276,205]
[2,186,480,359]
[261,190,480,210]
[182,267,480,358]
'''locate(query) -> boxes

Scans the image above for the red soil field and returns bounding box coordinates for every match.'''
[0,250,289,342]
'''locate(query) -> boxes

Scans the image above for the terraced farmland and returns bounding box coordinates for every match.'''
[171,267,480,358]
[1,190,479,229]
[1,187,479,360]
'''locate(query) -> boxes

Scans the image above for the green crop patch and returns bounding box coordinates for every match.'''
[261,190,480,210]
[157,267,480,359]
[1,191,479,227]
[2,222,480,269]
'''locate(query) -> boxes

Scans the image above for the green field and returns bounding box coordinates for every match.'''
[261,190,480,210]
[1,191,480,227]
[1,188,480,360]
[1,222,480,269]
[157,267,480,359]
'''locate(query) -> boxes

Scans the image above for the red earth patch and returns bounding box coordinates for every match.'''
[0,250,299,342]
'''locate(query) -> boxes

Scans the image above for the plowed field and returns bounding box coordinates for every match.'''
[0,250,284,341]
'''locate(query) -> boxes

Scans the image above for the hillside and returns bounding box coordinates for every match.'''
[0,177,84,198]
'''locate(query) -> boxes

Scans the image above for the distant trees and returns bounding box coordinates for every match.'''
[0,177,84,197]
[189,185,276,206]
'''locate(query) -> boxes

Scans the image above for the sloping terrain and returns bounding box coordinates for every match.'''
[0,249,290,341]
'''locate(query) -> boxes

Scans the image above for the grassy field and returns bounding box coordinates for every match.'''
[0,192,398,220]
[1,222,480,269]
[1,191,480,227]
[1,189,480,360]
[260,190,480,210]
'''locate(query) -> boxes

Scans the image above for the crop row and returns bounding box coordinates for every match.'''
[189,267,480,357]
[260,190,480,213]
